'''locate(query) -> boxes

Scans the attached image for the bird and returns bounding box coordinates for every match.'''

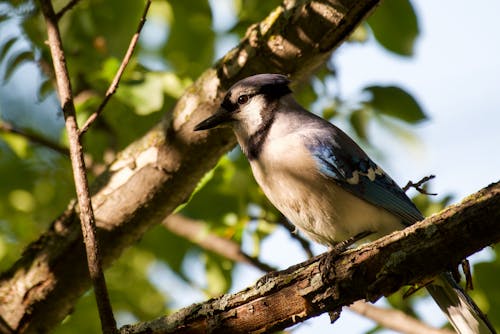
[194,73,496,334]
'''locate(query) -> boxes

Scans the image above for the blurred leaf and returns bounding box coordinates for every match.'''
[472,251,500,329]
[0,36,18,62]
[8,189,35,213]
[232,0,282,36]
[118,75,165,116]
[367,0,419,56]
[348,23,369,43]
[204,253,233,296]
[3,50,34,82]
[294,77,318,110]
[322,105,337,120]
[349,108,370,141]
[138,224,192,276]
[364,85,426,123]
[162,0,214,77]
[411,191,452,217]
[37,77,55,101]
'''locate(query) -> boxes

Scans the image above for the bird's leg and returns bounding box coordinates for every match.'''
[320,230,374,284]
[255,252,324,288]
[321,231,374,322]
[329,230,374,254]
[402,174,437,195]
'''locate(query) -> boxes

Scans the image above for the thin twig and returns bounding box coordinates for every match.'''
[79,0,152,136]
[38,1,116,333]
[163,215,276,272]
[277,214,315,258]
[55,0,81,20]
[0,121,69,156]
[403,174,437,195]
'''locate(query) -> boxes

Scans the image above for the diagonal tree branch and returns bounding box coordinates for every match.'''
[120,181,500,334]
[0,0,406,332]
[163,215,276,273]
[163,214,454,334]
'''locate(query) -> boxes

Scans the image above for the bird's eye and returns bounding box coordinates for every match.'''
[237,95,249,105]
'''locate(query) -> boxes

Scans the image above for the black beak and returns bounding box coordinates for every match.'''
[194,107,233,131]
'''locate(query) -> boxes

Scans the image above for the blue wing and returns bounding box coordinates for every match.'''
[306,128,424,226]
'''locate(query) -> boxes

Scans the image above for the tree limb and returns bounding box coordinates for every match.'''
[163,214,455,334]
[120,181,500,334]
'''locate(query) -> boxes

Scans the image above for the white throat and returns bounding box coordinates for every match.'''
[233,95,268,142]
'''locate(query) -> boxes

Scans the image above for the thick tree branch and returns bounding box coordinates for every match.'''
[0,0,405,332]
[38,1,116,333]
[120,181,500,334]
[163,214,453,334]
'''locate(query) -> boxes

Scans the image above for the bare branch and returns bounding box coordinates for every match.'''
[277,215,315,259]
[38,0,116,333]
[0,120,69,156]
[79,0,152,136]
[55,0,81,20]
[163,215,276,273]
[349,301,455,334]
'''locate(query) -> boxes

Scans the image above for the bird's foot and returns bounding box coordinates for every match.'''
[320,231,374,283]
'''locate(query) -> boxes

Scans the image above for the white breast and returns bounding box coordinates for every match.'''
[246,120,402,246]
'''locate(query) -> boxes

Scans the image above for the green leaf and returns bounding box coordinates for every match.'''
[0,36,18,62]
[37,78,55,101]
[162,0,215,77]
[204,253,232,296]
[367,0,419,56]
[473,255,500,329]
[3,50,34,82]
[349,108,370,141]
[364,85,426,123]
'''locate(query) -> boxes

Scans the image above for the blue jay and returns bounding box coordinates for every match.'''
[194,74,495,334]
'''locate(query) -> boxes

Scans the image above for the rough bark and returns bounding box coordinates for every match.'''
[0,0,381,332]
[121,181,500,334]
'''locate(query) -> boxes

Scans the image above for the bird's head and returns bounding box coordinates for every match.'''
[194,74,292,135]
